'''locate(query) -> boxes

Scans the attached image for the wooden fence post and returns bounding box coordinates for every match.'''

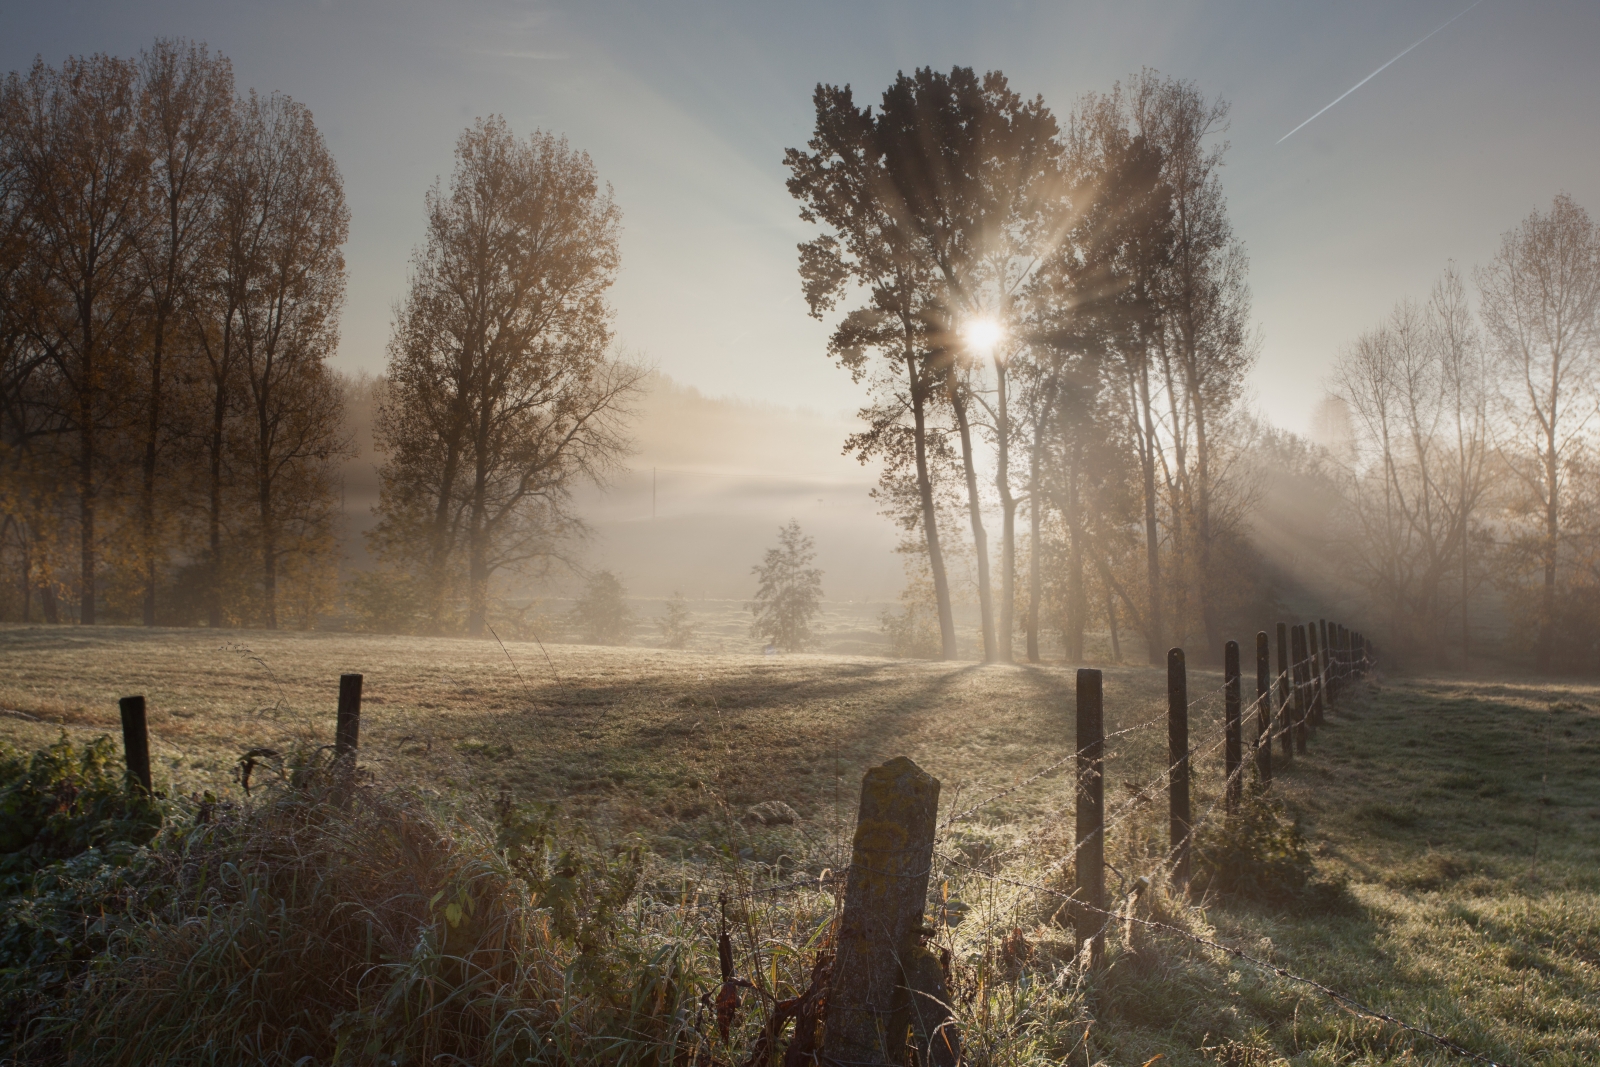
[1307,622,1324,733]
[1074,668,1105,968]
[336,673,363,760]
[1292,625,1309,754]
[825,757,955,1067]
[1319,620,1333,707]
[118,695,152,795]
[1224,640,1241,816]
[1276,623,1293,765]
[1167,647,1191,888]
[1255,631,1272,786]
[1339,625,1352,687]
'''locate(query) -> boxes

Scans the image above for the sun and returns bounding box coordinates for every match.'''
[962,316,1004,355]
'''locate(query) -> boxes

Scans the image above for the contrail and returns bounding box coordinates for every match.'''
[1277,0,1485,144]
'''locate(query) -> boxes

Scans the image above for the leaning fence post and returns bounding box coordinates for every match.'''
[1224,640,1241,816]
[1275,623,1293,765]
[1254,631,1272,786]
[118,695,152,795]
[1074,668,1105,968]
[1167,647,1191,888]
[1292,625,1309,754]
[825,757,954,1067]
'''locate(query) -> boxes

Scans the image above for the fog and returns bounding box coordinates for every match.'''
[340,372,902,603]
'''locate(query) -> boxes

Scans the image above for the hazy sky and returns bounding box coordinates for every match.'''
[6,0,1599,433]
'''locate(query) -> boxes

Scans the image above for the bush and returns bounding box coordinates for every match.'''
[0,734,163,890]
[1191,791,1316,905]
[3,755,693,1066]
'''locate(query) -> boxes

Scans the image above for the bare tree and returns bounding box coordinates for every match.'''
[1431,265,1490,658]
[1332,269,1494,663]
[1478,194,1600,671]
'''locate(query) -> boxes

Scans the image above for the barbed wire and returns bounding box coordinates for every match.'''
[933,850,1507,1067]
[939,713,1169,831]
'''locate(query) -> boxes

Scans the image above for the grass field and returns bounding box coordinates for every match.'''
[3,623,1599,1064]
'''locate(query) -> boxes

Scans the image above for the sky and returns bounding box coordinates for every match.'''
[5,0,1599,435]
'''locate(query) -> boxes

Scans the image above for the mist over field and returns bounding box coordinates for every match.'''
[3,5,1600,1066]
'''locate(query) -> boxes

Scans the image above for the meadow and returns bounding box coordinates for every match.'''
[2,623,1598,1065]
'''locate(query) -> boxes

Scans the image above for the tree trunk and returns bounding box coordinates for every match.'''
[78,317,96,627]
[1025,430,1044,664]
[952,381,995,662]
[1136,359,1163,663]
[1105,587,1120,663]
[142,304,166,627]
[907,353,958,660]
[207,392,225,628]
[20,532,31,624]
[258,442,277,631]
[1066,456,1086,663]
[1192,399,1220,660]
[428,438,463,632]
[1539,429,1558,671]
[466,445,491,637]
[995,363,1015,663]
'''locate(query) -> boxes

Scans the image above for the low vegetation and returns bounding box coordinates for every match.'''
[1,625,1598,1064]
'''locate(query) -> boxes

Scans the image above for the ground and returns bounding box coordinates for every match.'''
[2,623,1598,1064]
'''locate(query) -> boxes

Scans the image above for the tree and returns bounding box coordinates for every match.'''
[1034,91,1174,663]
[748,519,823,652]
[657,590,695,650]
[1478,194,1600,671]
[786,82,959,660]
[229,92,351,630]
[870,67,1061,664]
[570,569,631,645]
[2,54,151,624]
[1332,286,1489,661]
[373,117,642,636]
[130,40,234,626]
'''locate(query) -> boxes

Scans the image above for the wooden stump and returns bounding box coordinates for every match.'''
[824,757,955,1067]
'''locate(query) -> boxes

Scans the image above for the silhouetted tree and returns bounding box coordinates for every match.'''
[130,40,234,625]
[2,53,150,624]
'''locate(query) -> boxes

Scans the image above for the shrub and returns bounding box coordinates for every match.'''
[1191,791,1316,905]
[0,734,163,890]
[13,770,687,1066]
